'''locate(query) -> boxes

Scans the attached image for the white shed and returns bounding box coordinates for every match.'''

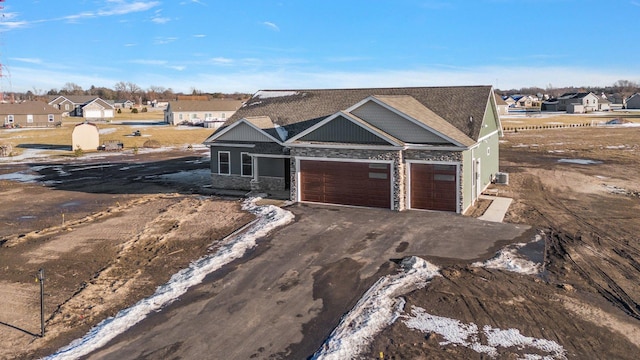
[72,122,100,151]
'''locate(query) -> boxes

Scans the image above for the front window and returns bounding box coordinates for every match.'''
[27,115,33,123]
[241,152,252,177]
[218,151,230,175]
[48,114,55,122]
[7,115,14,123]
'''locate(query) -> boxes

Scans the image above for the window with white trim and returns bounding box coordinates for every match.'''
[241,152,253,177]
[7,115,14,123]
[218,151,230,175]
[487,147,491,156]
[48,114,55,122]
[27,115,33,123]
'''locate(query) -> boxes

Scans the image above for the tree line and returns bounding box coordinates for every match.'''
[497,80,640,100]
[20,82,251,104]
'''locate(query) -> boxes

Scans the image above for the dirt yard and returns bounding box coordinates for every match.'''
[1,121,640,359]
[369,125,640,359]
[0,149,254,359]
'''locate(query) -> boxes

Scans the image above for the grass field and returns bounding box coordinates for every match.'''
[1,109,214,158]
[500,110,640,130]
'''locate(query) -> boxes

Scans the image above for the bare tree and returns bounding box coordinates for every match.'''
[61,82,84,95]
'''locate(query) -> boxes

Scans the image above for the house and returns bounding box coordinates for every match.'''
[203,86,503,213]
[164,100,244,126]
[1,101,64,128]
[72,122,100,151]
[503,96,516,107]
[625,93,640,109]
[48,96,115,120]
[114,99,135,109]
[494,95,509,115]
[598,98,611,111]
[556,92,599,112]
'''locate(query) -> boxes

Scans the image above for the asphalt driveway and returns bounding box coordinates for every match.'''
[87,203,532,360]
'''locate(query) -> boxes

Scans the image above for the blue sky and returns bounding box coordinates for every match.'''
[0,0,639,94]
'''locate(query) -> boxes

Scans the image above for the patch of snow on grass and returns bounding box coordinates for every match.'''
[312,256,440,360]
[404,307,566,359]
[603,184,628,195]
[472,243,541,275]
[45,197,294,360]
[98,128,116,135]
[557,158,602,165]
[0,170,41,183]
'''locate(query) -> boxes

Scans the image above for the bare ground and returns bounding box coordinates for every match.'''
[0,150,254,359]
[2,126,640,359]
[369,126,640,359]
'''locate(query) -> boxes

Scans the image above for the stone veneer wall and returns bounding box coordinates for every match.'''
[290,147,404,210]
[404,149,464,212]
[251,176,286,192]
[211,173,252,191]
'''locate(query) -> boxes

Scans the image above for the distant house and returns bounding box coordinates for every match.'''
[203,86,503,214]
[495,95,509,115]
[72,122,100,151]
[556,92,599,112]
[503,96,516,107]
[598,98,611,111]
[625,93,640,109]
[0,101,64,128]
[48,96,115,120]
[114,99,135,109]
[164,99,244,126]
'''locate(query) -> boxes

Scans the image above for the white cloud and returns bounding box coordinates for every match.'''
[154,36,178,45]
[10,57,43,64]
[262,21,280,31]
[193,34,206,38]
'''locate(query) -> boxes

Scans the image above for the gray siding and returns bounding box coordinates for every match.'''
[351,101,449,144]
[258,157,285,177]
[210,147,251,176]
[217,122,276,142]
[299,116,391,144]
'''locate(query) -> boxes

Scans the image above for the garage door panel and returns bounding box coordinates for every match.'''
[300,160,391,209]
[410,163,457,212]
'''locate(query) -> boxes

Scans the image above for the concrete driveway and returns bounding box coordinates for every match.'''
[87,203,532,360]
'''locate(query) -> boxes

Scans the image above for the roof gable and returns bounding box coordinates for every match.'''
[204,118,283,144]
[354,95,475,146]
[289,112,400,146]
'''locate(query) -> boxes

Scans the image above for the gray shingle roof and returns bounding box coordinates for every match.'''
[0,101,64,115]
[218,86,493,141]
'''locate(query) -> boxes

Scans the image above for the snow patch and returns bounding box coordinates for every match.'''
[274,123,288,141]
[472,242,541,275]
[45,197,294,360]
[312,257,440,360]
[253,90,299,99]
[557,158,602,165]
[404,307,566,359]
[98,128,116,135]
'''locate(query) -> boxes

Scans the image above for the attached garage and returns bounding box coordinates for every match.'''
[409,163,458,212]
[299,160,391,209]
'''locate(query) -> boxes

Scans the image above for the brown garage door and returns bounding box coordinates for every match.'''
[300,160,391,208]
[410,163,457,212]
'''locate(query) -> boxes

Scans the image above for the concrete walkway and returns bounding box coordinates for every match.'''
[478,195,513,222]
